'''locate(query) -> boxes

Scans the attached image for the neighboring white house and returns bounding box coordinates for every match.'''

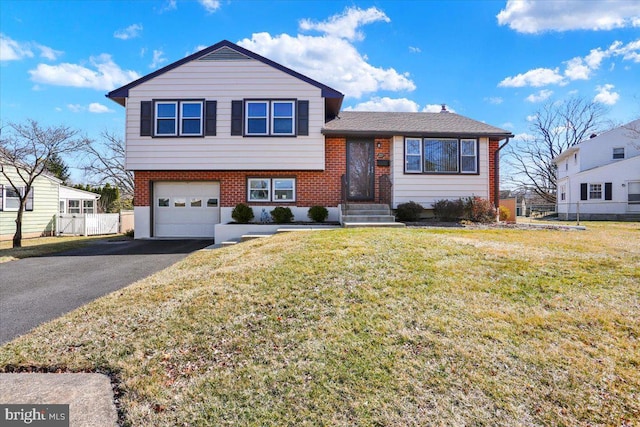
[59,186,100,215]
[554,119,640,220]
[0,164,61,240]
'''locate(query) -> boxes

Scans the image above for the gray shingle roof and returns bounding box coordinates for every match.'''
[323,111,513,138]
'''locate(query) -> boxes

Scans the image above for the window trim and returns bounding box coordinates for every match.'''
[588,183,603,200]
[0,185,32,212]
[460,138,478,174]
[152,99,206,138]
[247,177,296,203]
[403,137,479,175]
[245,101,269,136]
[244,99,297,137]
[612,147,625,160]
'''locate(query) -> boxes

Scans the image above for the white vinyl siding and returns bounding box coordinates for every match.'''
[392,136,490,208]
[126,59,325,170]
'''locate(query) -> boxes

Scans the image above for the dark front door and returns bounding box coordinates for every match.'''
[346,139,375,201]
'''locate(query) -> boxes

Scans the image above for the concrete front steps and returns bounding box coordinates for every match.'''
[341,203,405,228]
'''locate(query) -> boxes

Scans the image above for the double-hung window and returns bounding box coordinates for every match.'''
[154,100,204,136]
[404,137,478,174]
[613,147,625,159]
[247,178,296,202]
[180,102,203,136]
[589,183,602,200]
[0,185,32,212]
[246,102,269,135]
[245,100,295,136]
[155,102,178,136]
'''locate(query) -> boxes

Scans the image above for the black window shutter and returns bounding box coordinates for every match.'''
[297,100,309,136]
[0,185,3,211]
[205,101,217,136]
[140,101,152,136]
[231,101,243,136]
[580,183,588,200]
[604,182,612,200]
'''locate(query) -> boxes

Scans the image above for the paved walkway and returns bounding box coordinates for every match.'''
[0,373,118,426]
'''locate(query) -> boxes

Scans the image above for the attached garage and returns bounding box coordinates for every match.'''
[154,182,220,238]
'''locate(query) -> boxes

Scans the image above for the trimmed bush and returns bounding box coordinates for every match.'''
[270,206,294,224]
[432,199,464,221]
[499,206,511,222]
[231,203,254,224]
[395,201,424,222]
[463,196,497,223]
[308,206,329,223]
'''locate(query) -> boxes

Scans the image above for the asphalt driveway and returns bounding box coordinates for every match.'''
[0,239,212,344]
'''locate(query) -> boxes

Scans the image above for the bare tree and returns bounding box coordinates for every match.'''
[505,98,608,203]
[622,118,640,149]
[0,119,89,247]
[82,130,134,199]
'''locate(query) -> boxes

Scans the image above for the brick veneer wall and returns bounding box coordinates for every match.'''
[134,137,349,208]
[488,139,499,206]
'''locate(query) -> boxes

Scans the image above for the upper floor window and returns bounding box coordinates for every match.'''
[613,147,625,159]
[244,100,295,136]
[405,137,478,174]
[156,102,178,136]
[144,100,211,137]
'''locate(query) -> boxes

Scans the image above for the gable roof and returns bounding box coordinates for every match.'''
[323,111,513,139]
[106,40,344,116]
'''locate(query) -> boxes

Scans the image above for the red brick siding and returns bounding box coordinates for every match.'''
[134,137,348,207]
[488,139,499,206]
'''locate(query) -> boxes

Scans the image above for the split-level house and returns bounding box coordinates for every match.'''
[554,118,640,220]
[107,40,513,239]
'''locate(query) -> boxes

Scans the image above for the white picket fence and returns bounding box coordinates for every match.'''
[57,213,120,236]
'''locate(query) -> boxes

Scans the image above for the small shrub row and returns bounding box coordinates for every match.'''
[432,196,496,223]
[231,204,330,224]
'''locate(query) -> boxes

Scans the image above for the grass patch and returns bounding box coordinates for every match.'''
[1,223,639,425]
[0,235,121,263]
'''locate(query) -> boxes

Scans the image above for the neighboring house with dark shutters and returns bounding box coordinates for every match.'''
[106,40,513,240]
[0,164,60,240]
[554,118,640,221]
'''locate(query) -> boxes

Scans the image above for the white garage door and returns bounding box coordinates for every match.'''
[154,182,220,238]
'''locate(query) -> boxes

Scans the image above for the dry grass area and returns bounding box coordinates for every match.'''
[0,235,116,263]
[1,222,638,426]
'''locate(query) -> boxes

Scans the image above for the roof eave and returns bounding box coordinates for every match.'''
[322,129,514,139]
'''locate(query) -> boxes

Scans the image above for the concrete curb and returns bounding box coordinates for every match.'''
[0,373,118,427]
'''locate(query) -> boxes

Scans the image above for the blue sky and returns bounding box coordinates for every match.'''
[1,0,639,183]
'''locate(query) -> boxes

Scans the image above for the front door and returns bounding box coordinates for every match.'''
[346,139,375,201]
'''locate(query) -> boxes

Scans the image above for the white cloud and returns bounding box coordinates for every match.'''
[564,57,591,80]
[499,38,640,89]
[345,97,420,112]
[408,46,421,53]
[149,49,167,69]
[0,34,34,61]
[526,115,537,122]
[501,122,514,129]
[498,68,564,87]
[67,104,83,113]
[158,0,177,13]
[525,89,553,103]
[114,24,143,40]
[198,0,220,13]
[0,35,61,62]
[299,6,389,41]
[88,102,113,113]
[29,54,140,91]
[485,96,503,105]
[593,84,619,105]
[237,8,415,99]
[497,0,640,33]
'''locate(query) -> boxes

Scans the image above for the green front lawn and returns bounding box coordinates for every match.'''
[1,223,638,426]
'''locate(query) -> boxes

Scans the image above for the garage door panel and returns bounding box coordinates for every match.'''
[154,182,220,238]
